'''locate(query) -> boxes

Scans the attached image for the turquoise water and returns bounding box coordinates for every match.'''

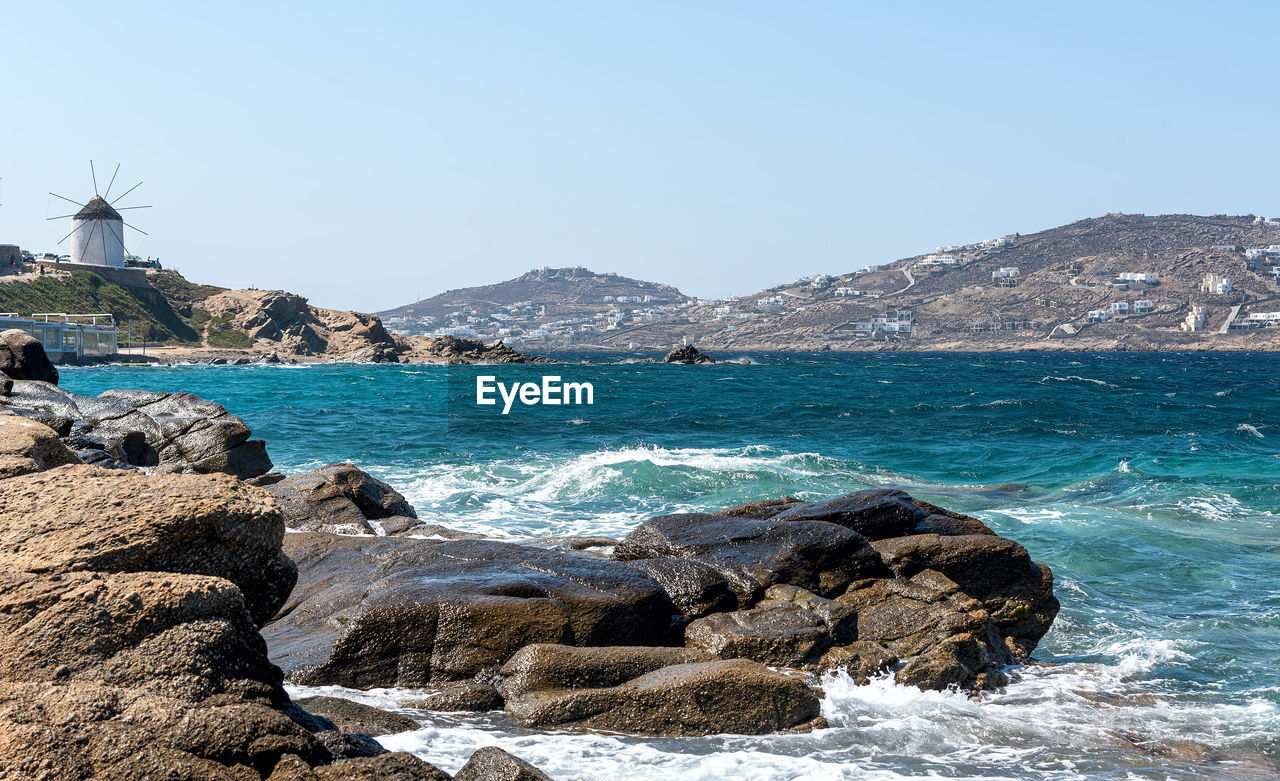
[63,353,1280,779]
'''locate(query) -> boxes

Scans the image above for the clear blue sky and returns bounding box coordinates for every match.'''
[2,2,1277,312]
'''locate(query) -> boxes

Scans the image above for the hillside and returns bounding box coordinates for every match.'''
[381,213,1280,351]
[378,267,691,340]
[0,270,200,343]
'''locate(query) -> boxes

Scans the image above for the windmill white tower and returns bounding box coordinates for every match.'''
[48,162,149,268]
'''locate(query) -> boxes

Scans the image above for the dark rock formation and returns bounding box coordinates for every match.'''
[264,534,677,687]
[770,489,929,540]
[684,584,856,667]
[662,344,714,364]
[402,335,551,365]
[267,463,417,534]
[614,512,889,604]
[871,534,1059,656]
[454,746,554,781]
[627,557,739,620]
[292,696,420,737]
[0,329,59,384]
[497,645,820,736]
[0,382,273,479]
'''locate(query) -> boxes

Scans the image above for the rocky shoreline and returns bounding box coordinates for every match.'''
[0,329,1063,778]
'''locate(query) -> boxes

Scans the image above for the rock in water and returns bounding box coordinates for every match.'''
[263,534,678,687]
[454,747,555,781]
[0,382,274,479]
[267,463,417,534]
[614,512,889,604]
[497,645,820,736]
[684,584,857,667]
[662,344,715,364]
[293,696,420,737]
[0,329,59,384]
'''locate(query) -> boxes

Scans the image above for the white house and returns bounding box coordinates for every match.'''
[1201,274,1232,294]
[1134,300,1153,313]
[992,267,1020,279]
[1119,272,1158,284]
[1182,306,1208,332]
[1088,310,1111,322]
[1111,301,1129,315]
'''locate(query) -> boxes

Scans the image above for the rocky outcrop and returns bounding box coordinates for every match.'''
[684,584,857,668]
[266,463,417,535]
[264,534,677,688]
[0,329,59,384]
[661,344,714,364]
[614,491,1059,693]
[0,463,447,780]
[398,335,551,365]
[496,644,820,736]
[403,682,504,713]
[0,382,274,479]
[627,557,738,621]
[613,512,889,604]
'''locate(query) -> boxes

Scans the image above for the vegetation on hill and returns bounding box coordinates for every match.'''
[0,271,200,343]
[148,270,227,307]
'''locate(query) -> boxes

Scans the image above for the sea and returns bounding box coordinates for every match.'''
[62,351,1280,780]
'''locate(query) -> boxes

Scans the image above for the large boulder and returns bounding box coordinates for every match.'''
[267,463,417,534]
[0,464,448,780]
[684,584,856,668]
[627,557,738,620]
[661,345,714,364]
[264,534,678,688]
[0,416,81,478]
[497,645,820,736]
[0,329,58,383]
[770,489,929,540]
[614,512,888,604]
[836,570,1013,691]
[871,534,1059,655]
[0,383,273,479]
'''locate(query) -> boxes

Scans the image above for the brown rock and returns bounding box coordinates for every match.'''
[0,329,59,384]
[0,416,81,478]
[403,682,503,712]
[684,585,856,667]
[264,534,676,688]
[294,696,420,737]
[454,746,555,781]
[499,646,820,736]
[266,463,417,535]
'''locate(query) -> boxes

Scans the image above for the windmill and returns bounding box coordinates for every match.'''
[48,162,150,268]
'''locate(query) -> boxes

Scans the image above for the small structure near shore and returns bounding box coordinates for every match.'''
[0,314,120,360]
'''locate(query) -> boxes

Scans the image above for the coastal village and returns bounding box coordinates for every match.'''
[4,185,1280,360]
[376,213,1280,353]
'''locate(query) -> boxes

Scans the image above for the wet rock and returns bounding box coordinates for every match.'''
[454,746,555,781]
[0,381,274,479]
[294,696,420,737]
[816,641,899,683]
[305,752,452,780]
[628,557,738,620]
[388,520,487,539]
[266,463,417,535]
[264,534,677,688]
[771,489,929,540]
[614,512,889,604]
[0,416,81,478]
[0,329,59,384]
[404,681,504,712]
[909,499,998,536]
[499,646,820,736]
[836,570,1011,691]
[684,584,856,667]
[496,644,716,697]
[714,496,804,519]
[662,344,715,364]
[871,534,1059,655]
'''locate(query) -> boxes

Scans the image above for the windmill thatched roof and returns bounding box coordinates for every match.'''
[74,196,123,222]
